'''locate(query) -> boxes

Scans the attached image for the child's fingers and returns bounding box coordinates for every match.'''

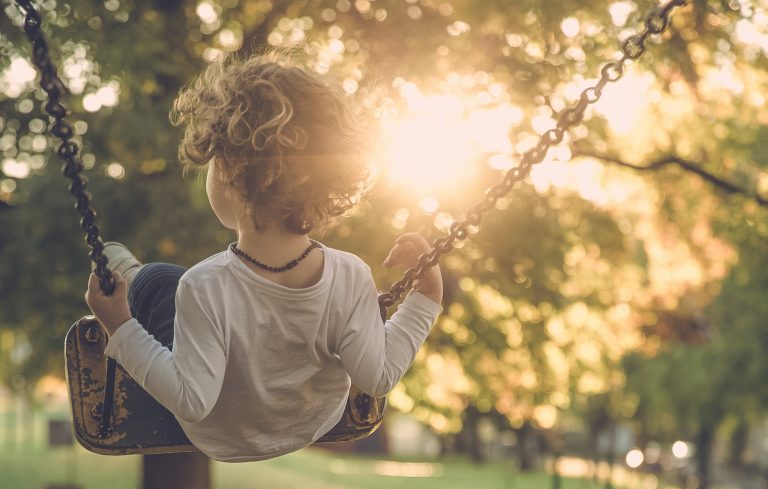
[113,271,126,287]
[85,273,97,306]
[396,234,430,257]
[386,233,431,267]
[110,271,127,294]
[383,248,397,267]
[395,232,424,245]
[86,272,127,298]
[87,273,100,294]
[384,245,405,267]
[384,241,417,267]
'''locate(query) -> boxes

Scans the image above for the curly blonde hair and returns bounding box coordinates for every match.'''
[171,51,372,234]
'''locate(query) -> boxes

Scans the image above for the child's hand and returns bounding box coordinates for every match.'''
[84,271,133,336]
[384,233,443,305]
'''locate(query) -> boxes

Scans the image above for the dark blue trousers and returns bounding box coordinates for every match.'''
[127,263,186,349]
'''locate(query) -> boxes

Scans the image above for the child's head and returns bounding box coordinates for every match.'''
[171,51,371,234]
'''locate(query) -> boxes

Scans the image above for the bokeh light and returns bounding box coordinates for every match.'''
[672,440,690,458]
[2,57,37,97]
[1,159,30,179]
[625,448,644,468]
[196,1,219,24]
[82,82,121,112]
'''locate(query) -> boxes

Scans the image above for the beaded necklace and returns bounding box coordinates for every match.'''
[230,240,320,273]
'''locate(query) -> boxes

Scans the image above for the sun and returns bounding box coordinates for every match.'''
[381,112,474,193]
[377,71,658,207]
[378,85,523,197]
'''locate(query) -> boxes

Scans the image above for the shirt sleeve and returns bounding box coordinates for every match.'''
[337,271,442,397]
[103,279,227,424]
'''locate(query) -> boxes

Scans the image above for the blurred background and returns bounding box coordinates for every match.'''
[1,0,767,488]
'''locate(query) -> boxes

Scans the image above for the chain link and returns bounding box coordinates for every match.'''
[15,0,115,294]
[379,0,690,308]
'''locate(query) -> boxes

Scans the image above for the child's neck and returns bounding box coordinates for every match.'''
[236,223,314,266]
[233,221,324,289]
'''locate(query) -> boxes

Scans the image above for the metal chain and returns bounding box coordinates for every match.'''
[379,0,691,308]
[15,0,115,294]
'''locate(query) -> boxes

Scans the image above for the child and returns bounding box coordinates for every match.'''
[84,52,443,462]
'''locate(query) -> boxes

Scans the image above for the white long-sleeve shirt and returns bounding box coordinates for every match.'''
[104,244,442,462]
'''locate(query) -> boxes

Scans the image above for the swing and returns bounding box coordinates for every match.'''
[12,0,688,456]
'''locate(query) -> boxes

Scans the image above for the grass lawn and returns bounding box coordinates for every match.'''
[0,410,631,489]
[0,444,608,489]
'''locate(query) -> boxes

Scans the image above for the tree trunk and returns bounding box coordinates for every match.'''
[517,421,534,471]
[19,395,32,450]
[603,425,616,489]
[728,421,748,468]
[588,429,600,486]
[142,452,211,489]
[462,405,485,463]
[550,451,562,489]
[5,397,16,450]
[695,425,715,489]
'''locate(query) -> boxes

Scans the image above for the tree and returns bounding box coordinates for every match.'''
[2,0,767,487]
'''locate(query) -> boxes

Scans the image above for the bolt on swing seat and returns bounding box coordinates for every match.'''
[65,313,386,455]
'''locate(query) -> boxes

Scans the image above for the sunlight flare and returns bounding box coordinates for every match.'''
[380,85,524,194]
[383,112,473,191]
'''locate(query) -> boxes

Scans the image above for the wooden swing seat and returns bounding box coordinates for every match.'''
[65,316,386,455]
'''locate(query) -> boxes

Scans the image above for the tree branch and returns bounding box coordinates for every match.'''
[572,149,767,208]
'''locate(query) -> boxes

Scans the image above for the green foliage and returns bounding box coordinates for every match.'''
[1,0,766,463]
